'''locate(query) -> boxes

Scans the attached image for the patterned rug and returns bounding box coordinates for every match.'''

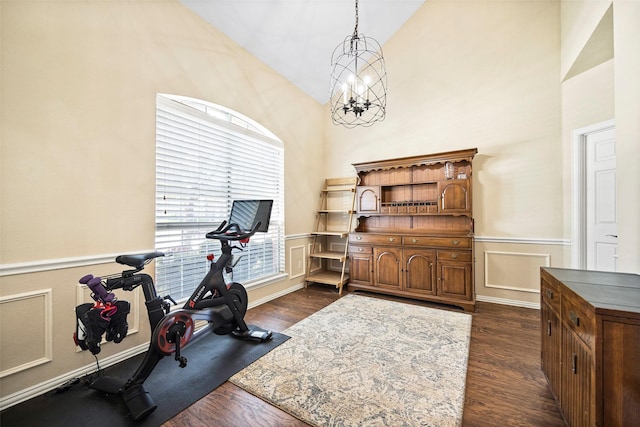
[230,294,472,426]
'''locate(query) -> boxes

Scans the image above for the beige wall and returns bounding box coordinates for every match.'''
[612,0,640,272]
[0,0,322,401]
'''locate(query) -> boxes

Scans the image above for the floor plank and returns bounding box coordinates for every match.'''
[163,285,566,426]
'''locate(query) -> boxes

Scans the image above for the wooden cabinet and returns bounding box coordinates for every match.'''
[349,149,477,312]
[349,232,474,310]
[540,267,640,427]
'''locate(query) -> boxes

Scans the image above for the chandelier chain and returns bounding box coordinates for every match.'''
[353,0,359,38]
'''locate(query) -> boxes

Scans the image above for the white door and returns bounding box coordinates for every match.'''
[585,127,617,271]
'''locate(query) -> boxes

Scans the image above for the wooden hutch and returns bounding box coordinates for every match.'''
[349,148,477,312]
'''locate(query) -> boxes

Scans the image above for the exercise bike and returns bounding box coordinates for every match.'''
[74,200,274,421]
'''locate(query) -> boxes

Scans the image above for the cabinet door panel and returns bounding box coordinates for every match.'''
[439,180,470,214]
[349,252,373,286]
[357,186,380,213]
[438,260,472,300]
[404,249,436,295]
[602,319,640,426]
[561,327,591,427]
[541,301,561,400]
[374,247,402,289]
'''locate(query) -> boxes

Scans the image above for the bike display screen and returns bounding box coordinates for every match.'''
[228,200,273,233]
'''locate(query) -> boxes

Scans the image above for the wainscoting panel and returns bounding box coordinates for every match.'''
[0,289,53,378]
[484,251,550,293]
[289,245,306,279]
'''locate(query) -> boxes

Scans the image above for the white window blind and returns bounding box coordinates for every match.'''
[155,94,284,301]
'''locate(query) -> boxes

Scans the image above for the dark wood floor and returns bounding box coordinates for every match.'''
[163,286,567,427]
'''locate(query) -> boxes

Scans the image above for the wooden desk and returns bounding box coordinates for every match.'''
[540,267,640,427]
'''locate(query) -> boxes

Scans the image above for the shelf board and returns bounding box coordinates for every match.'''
[306,270,350,287]
[318,209,353,214]
[322,186,356,193]
[310,251,346,261]
[312,231,349,237]
[356,212,471,218]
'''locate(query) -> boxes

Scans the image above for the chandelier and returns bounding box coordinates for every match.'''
[329,0,388,128]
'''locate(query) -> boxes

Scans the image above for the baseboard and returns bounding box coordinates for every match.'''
[476,295,540,310]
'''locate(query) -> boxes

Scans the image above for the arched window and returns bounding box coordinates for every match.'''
[155,94,284,300]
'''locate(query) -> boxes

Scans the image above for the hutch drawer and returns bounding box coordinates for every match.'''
[437,250,472,262]
[561,292,596,349]
[403,236,471,248]
[348,245,372,254]
[541,276,561,314]
[349,233,401,245]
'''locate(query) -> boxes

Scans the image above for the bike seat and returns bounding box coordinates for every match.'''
[116,252,165,268]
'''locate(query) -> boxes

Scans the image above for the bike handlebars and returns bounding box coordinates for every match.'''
[205,220,262,242]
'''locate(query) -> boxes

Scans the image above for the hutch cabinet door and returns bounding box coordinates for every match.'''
[541,299,562,399]
[356,186,380,214]
[404,248,437,295]
[437,259,472,300]
[374,247,402,289]
[438,180,470,214]
[349,248,373,286]
[561,326,592,427]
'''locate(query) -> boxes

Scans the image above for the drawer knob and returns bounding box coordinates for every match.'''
[388,237,395,242]
[452,240,460,245]
[411,238,418,243]
[450,253,459,259]
[358,248,363,252]
[356,236,362,240]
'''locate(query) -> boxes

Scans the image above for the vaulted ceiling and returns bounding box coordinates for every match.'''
[179,0,426,104]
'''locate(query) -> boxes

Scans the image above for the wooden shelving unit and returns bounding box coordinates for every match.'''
[349,148,478,312]
[305,177,358,295]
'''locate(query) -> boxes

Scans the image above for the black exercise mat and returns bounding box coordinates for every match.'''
[0,328,289,427]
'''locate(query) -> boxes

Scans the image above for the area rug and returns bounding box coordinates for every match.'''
[230,294,472,427]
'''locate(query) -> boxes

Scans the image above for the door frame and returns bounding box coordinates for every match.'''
[571,119,615,269]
